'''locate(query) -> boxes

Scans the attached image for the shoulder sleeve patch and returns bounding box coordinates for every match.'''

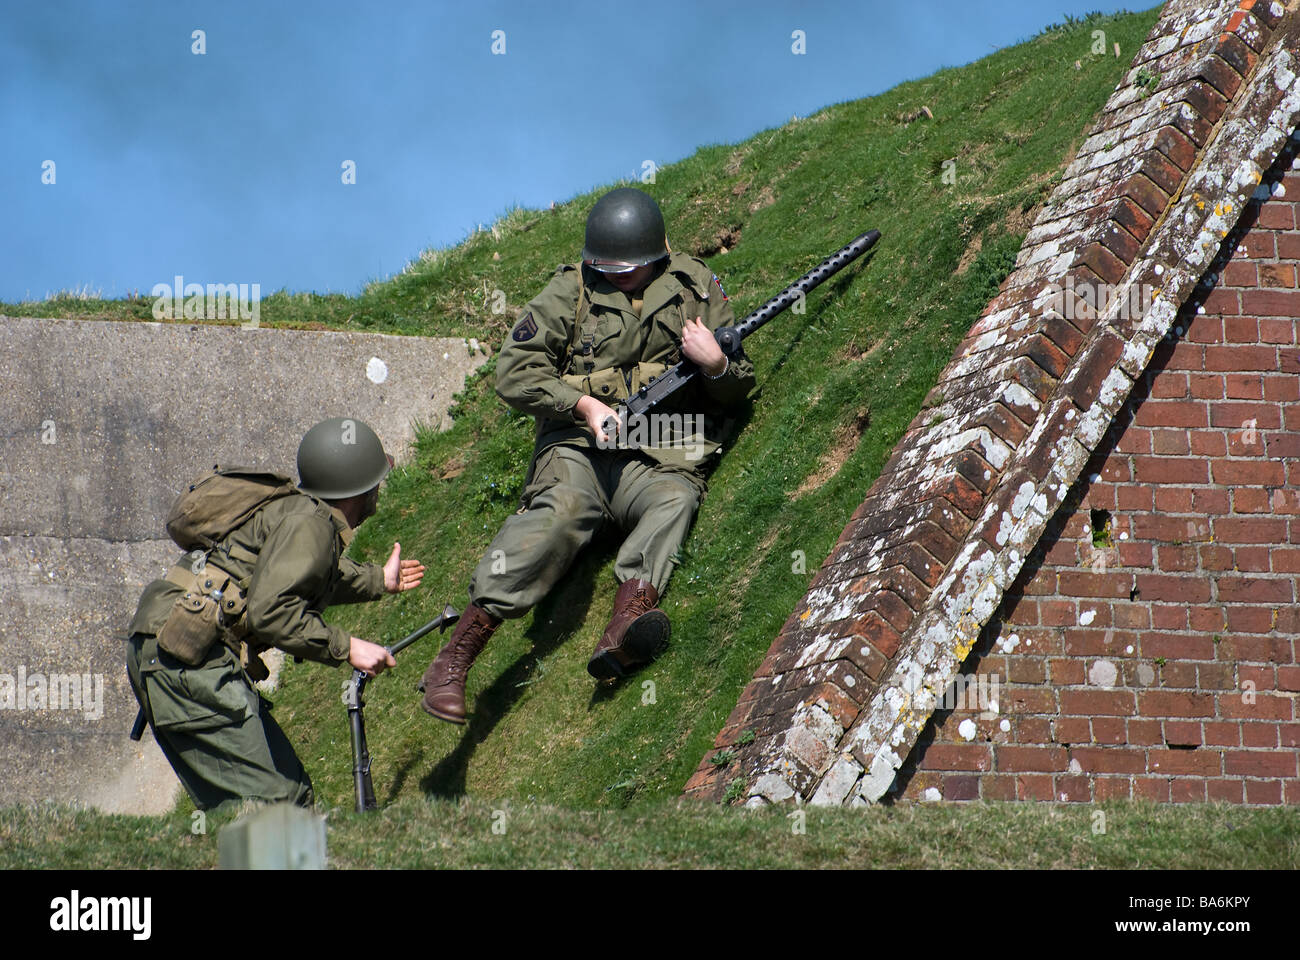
[711,273,729,301]
[511,312,539,342]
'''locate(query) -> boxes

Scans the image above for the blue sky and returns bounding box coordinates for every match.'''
[0,1,1144,302]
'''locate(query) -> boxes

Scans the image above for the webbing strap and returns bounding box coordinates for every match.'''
[564,265,598,374]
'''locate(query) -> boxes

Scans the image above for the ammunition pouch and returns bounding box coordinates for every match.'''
[561,362,668,403]
[158,563,252,669]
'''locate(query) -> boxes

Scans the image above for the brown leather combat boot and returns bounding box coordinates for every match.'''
[587,579,670,680]
[419,603,501,723]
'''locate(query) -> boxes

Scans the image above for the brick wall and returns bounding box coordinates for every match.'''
[900,174,1300,805]
[688,0,1300,807]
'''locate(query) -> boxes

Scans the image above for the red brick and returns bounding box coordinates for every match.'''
[1171,779,1207,803]
[1056,570,1132,599]
[997,746,1068,773]
[1015,774,1054,801]
[1135,776,1170,801]
[1054,774,1092,802]
[1154,606,1190,629]
[1209,779,1244,803]
[1163,721,1202,747]
[1190,432,1228,458]
[1150,429,1192,456]
[1258,202,1296,231]
[1211,461,1285,487]
[1060,689,1135,716]
[921,743,993,772]
[1225,605,1277,634]
[1261,318,1296,344]
[1141,632,1213,660]
[1198,662,1235,690]
[1117,173,1169,219]
[1218,692,1293,720]
[1188,373,1224,399]
[1222,261,1257,286]
[1224,374,1263,399]
[1139,691,1214,717]
[1209,402,1281,430]
[1053,716,1090,743]
[1244,780,1281,804]
[1223,316,1259,342]
[1095,777,1132,800]
[1117,485,1153,512]
[1192,488,1230,514]
[942,775,980,801]
[1005,688,1057,714]
[1128,719,1164,745]
[1219,576,1293,603]
[980,774,1017,801]
[1134,574,1211,604]
[1050,659,1086,686]
[1202,287,1240,316]
[1138,150,1185,196]
[1224,751,1296,778]
[1016,717,1053,744]
[1204,721,1240,746]
[1156,544,1197,572]
[1111,196,1155,243]
[1280,233,1300,259]
[1092,717,1127,745]
[1260,262,1297,288]
[1241,723,1278,748]
[1147,748,1222,776]
[1071,746,1146,774]
[1133,401,1209,429]
[1232,487,1271,513]
[1213,515,1288,543]
[1197,52,1243,98]
[1240,290,1300,317]
[1240,232,1276,260]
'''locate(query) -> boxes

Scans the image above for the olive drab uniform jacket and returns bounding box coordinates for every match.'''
[495,252,756,488]
[128,493,386,665]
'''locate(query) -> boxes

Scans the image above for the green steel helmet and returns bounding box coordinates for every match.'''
[581,187,669,273]
[296,417,392,499]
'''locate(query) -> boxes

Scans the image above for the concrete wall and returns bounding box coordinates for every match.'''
[0,316,486,813]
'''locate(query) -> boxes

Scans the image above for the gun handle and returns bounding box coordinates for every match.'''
[714,326,741,355]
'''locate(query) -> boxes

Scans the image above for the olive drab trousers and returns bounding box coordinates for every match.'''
[469,445,702,620]
[126,633,313,810]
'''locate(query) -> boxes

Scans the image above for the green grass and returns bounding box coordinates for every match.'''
[13,9,1172,824]
[3,799,1296,869]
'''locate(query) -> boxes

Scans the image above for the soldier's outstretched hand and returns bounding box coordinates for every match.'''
[349,637,396,676]
[384,542,425,594]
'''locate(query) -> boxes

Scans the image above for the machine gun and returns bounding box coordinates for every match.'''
[343,604,459,812]
[600,229,881,439]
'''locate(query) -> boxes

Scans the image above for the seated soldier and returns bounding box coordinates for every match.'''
[125,417,424,810]
[420,187,755,724]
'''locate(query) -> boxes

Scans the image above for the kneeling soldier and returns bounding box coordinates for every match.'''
[125,417,424,810]
[420,187,755,724]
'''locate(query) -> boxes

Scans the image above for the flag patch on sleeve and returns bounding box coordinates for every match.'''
[711,274,729,300]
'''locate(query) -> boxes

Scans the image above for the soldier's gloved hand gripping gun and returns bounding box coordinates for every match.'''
[343,604,459,812]
[600,229,881,438]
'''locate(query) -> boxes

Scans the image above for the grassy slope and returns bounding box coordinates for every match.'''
[13,11,1166,817]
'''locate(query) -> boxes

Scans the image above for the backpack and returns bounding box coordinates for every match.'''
[164,465,299,551]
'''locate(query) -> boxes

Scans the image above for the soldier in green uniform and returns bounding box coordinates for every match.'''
[125,417,425,810]
[420,187,755,724]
